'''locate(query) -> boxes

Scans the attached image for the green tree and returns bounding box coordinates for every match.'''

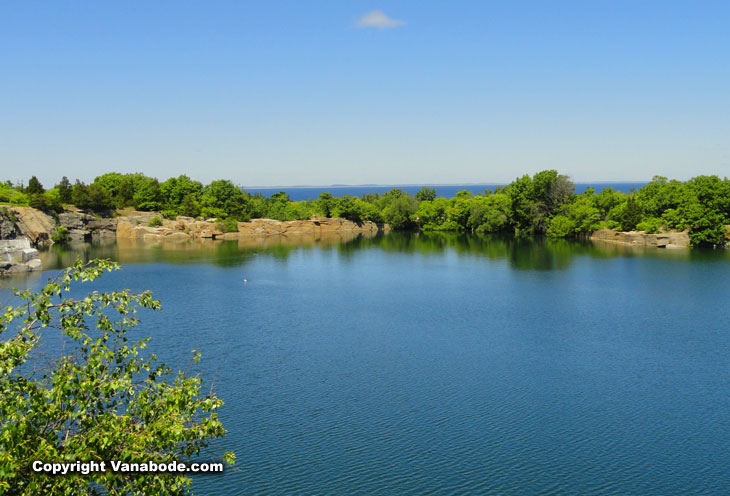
[93,173,163,210]
[26,176,45,195]
[160,176,203,215]
[637,176,685,218]
[71,180,91,209]
[593,187,625,218]
[415,187,436,202]
[503,170,574,235]
[180,194,201,218]
[316,192,335,217]
[28,193,52,212]
[565,196,601,233]
[87,184,114,212]
[620,196,643,231]
[45,188,64,212]
[132,177,162,211]
[468,194,512,233]
[266,192,293,220]
[200,180,250,220]
[56,176,72,203]
[332,195,365,222]
[503,174,535,235]
[530,170,575,233]
[686,210,727,246]
[93,173,131,208]
[0,260,233,495]
[71,182,113,212]
[444,192,472,230]
[383,195,418,230]
[414,197,449,230]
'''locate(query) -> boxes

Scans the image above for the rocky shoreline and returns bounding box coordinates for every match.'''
[114,210,387,243]
[0,206,390,274]
[0,205,696,275]
[590,229,690,249]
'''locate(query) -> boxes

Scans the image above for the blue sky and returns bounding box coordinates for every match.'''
[2,1,729,187]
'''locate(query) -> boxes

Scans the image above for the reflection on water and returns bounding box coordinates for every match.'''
[40,232,720,268]
[2,231,724,289]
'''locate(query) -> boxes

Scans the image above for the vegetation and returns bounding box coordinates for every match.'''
[0,207,19,224]
[148,216,163,228]
[0,182,28,206]
[2,172,729,246]
[0,260,233,495]
[50,226,70,243]
[216,218,238,233]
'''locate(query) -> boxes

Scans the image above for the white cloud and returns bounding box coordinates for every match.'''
[355,10,405,29]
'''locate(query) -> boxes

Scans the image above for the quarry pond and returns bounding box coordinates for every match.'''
[3,233,730,495]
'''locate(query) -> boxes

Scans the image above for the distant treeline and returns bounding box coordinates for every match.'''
[1,171,729,246]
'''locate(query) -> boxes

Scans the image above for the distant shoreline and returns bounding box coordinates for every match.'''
[242,181,646,189]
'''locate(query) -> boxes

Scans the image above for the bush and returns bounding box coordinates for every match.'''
[216,217,238,233]
[50,226,69,243]
[148,216,163,227]
[72,181,114,212]
[0,183,28,205]
[0,260,234,494]
[636,217,663,234]
[546,215,575,238]
[687,211,728,246]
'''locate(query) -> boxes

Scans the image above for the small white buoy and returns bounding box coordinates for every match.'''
[243,279,248,283]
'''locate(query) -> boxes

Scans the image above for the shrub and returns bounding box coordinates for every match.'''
[51,226,69,243]
[0,183,28,205]
[148,216,163,227]
[546,215,575,238]
[216,217,238,233]
[0,260,234,494]
[636,217,663,234]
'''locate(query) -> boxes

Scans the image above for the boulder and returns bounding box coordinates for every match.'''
[0,239,42,275]
[20,247,39,262]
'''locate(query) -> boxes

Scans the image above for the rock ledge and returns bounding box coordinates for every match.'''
[590,229,690,248]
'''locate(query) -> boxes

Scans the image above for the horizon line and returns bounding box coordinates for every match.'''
[240,180,649,189]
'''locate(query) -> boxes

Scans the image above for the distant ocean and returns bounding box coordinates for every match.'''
[244,182,647,201]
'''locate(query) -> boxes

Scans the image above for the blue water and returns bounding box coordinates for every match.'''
[245,183,646,200]
[4,234,730,495]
